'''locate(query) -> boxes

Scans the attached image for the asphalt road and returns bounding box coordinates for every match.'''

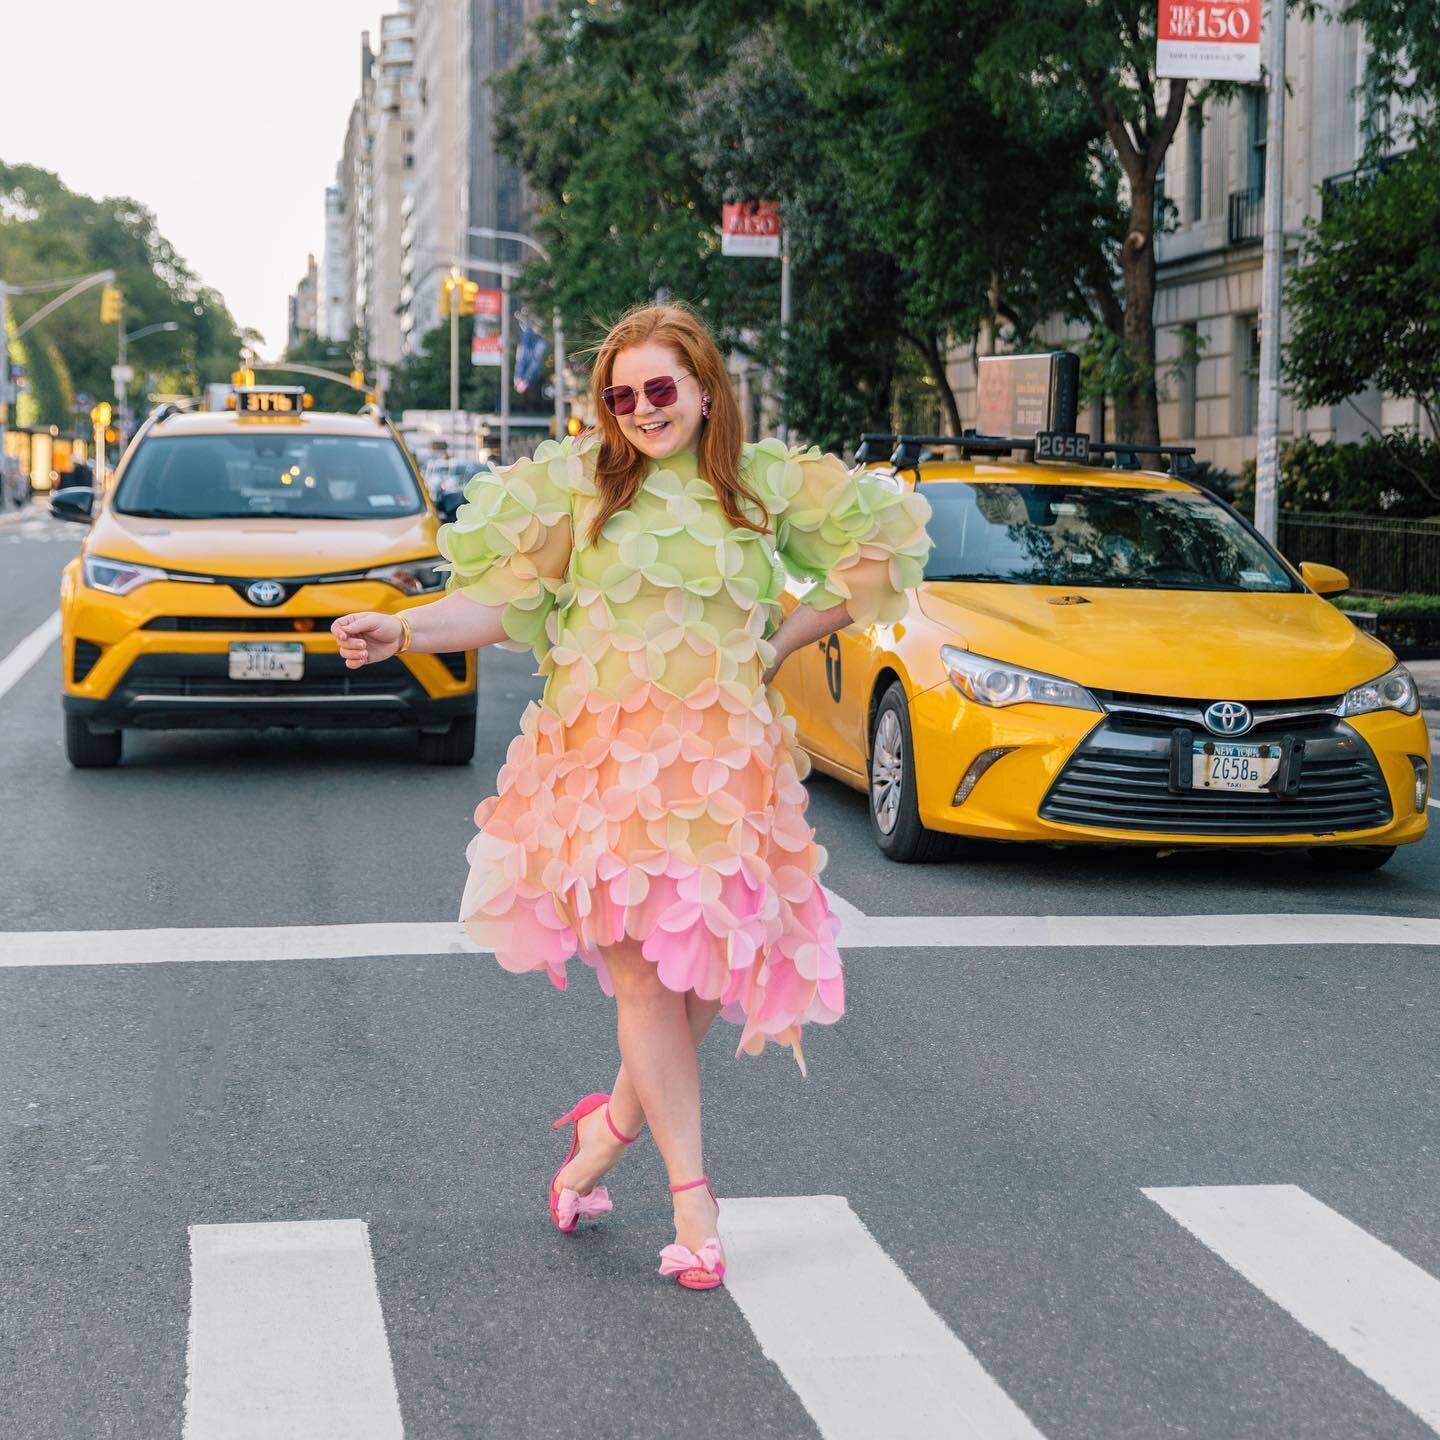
[3,506,1438,1440]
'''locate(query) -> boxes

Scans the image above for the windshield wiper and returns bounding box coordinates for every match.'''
[925,573,1028,584]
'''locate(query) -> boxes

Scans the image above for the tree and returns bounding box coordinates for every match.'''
[281,328,375,413]
[1283,150,1440,439]
[0,162,247,426]
[385,321,502,415]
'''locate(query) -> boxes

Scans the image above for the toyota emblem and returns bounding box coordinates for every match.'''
[1203,701,1253,736]
[246,580,285,607]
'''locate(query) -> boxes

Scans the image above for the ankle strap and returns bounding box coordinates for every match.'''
[669,1175,710,1194]
[605,1104,640,1146]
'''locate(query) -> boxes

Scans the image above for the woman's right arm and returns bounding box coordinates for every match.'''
[332,591,508,669]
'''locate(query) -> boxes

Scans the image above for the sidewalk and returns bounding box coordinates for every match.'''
[0,501,36,529]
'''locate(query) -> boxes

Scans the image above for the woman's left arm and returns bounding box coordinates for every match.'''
[763,600,852,686]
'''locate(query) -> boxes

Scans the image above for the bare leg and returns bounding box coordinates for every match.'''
[555,983,721,1197]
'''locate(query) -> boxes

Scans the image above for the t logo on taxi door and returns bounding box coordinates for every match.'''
[822,634,842,702]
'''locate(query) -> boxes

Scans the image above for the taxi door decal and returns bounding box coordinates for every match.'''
[821,634,842,703]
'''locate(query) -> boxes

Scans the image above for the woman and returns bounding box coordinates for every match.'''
[333,303,931,1291]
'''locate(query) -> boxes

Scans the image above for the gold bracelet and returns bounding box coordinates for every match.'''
[396,614,413,654]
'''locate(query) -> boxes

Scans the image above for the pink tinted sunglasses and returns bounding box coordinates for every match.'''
[602,371,691,416]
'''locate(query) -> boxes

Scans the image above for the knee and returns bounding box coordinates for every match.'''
[605,943,668,1003]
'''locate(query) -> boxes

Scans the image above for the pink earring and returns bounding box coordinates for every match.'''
[700,393,711,419]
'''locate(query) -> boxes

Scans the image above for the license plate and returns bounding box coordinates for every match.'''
[228,642,304,682]
[1192,740,1279,792]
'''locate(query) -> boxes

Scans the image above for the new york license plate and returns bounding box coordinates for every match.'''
[1192,740,1280,792]
[228,642,304,682]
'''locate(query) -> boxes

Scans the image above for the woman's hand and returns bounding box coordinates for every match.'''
[332,612,403,668]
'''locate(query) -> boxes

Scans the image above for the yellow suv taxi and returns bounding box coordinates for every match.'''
[53,389,476,767]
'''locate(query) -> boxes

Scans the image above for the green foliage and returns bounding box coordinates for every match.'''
[385,321,503,415]
[1283,147,1440,436]
[1234,434,1440,518]
[280,329,374,413]
[1335,591,1440,615]
[0,161,248,427]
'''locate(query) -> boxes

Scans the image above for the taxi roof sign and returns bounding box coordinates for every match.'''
[233,385,310,416]
[976,352,1080,439]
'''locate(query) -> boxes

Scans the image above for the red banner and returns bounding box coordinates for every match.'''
[1157,0,1262,80]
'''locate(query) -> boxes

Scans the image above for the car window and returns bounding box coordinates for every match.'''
[921,482,1298,592]
[114,434,424,520]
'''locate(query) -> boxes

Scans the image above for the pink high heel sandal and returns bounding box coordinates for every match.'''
[658,1176,726,1291]
[549,1092,639,1234]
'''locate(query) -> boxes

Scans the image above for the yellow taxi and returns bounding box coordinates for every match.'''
[52,387,476,767]
[775,357,1430,870]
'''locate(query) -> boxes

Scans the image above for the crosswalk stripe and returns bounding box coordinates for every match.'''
[1144,1184,1440,1434]
[0,609,59,705]
[719,1196,1047,1440]
[185,1219,405,1440]
[5,911,1440,968]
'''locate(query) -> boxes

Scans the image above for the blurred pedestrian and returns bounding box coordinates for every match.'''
[333,302,931,1290]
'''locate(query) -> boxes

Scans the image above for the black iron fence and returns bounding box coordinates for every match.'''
[1278,510,1440,596]
[1228,187,1263,245]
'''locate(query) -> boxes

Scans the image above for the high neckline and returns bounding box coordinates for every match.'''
[645,448,701,478]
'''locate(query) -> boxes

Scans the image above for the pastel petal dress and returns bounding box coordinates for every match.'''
[438,437,932,1068]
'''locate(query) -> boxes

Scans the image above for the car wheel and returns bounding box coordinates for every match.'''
[418,714,476,766]
[868,682,950,863]
[1308,845,1396,872]
[65,714,122,768]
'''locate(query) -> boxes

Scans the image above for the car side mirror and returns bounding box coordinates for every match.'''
[1299,560,1350,597]
[438,491,463,522]
[50,486,96,524]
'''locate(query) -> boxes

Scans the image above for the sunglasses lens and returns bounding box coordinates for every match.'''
[644,376,679,408]
[602,385,636,416]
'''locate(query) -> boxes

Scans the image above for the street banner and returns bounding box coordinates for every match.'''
[471,287,505,368]
[473,288,503,317]
[721,201,781,258]
[1157,0,1261,80]
[470,333,502,367]
[513,324,549,394]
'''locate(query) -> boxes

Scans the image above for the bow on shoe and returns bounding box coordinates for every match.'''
[555,1185,613,1229]
[658,1238,724,1278]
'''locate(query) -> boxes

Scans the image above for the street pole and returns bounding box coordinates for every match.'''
[0,282,11,493]
[115,295,128,442]
[500,269,512,461]
[448,268,460,416]
[777,226,793,446]
[553,314,566,441]
[1254,0,1287,544]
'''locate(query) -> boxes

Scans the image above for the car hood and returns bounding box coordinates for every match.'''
[916,583,1396,699]
[86,511,440,576]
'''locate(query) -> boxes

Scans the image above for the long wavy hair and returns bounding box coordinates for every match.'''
[586,303,765,544]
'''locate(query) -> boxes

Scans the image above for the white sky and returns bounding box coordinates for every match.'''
[1,0,386,352]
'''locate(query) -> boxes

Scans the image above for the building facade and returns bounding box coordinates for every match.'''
[286,254,319,351]
[370,4,418,372]
[319,181,350,342]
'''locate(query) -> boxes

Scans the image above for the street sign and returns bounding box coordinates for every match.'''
[1157,0,1261,80]
[111,365,134,385]
[472,288,503,317]
[721,201,781,258]
[471,333,502,368]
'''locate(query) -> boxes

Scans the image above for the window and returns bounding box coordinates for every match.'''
[1246,89,1267,195]
[1176,322,1199,438]
[1187,101,1204,222]
[1236,316,1261,435]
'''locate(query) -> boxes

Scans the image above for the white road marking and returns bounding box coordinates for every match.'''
[5,911,1440,968]
[185,1219,405,1440]
[1145,1185,1440,1434]
[0,610,59,705]
[821,884,866,926]
[720,1195,1046,1440]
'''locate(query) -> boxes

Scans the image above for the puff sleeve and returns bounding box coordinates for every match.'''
[436,436,591,655]
[747,439,933,626]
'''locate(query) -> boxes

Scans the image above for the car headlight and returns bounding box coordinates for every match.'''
[366,556,447,595]
[83,555,168,596]
[1338,664,1419,718]
[940,645,1100,711]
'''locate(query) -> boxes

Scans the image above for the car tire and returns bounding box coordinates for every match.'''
[868,682,951,863]
[418,714,476,766]
[65,715,122,768]
[1307,845,1396,872]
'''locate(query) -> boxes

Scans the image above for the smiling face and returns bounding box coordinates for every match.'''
[607,341,705,461]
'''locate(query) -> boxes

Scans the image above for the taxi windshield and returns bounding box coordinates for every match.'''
[921,482,1299,593]
[114,433,424,520]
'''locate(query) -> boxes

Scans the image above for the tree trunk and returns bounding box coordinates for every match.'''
[1116,179,1161,445]
[903,330,964,435]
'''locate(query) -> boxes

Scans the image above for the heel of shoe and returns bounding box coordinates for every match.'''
[552,1091,610,1131]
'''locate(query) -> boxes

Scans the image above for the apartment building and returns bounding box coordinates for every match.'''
[286,254,319,350]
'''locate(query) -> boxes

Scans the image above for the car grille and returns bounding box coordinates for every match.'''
[1040,713,1393,836]
[120,654,414,699]
[144,616,344,633]
[436,651,468,680]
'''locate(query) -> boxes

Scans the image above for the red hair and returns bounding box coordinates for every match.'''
[586,302,765,544]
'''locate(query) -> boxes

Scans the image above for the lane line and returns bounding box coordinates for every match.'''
[720,1195,1046,1440]
[185,1219,405,1440]
[6,911,1440,968]
[1145,1185,1440,1434]
[0,609,59,705]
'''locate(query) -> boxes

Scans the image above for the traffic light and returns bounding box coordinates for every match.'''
[349,369,365,389]
[100,287,123,324]
[90,401,112,428]
[231,367,255,387]
[104,427,119,445]
[457,280,480,317]
[566,415,583,437]
[439,275,454,317]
